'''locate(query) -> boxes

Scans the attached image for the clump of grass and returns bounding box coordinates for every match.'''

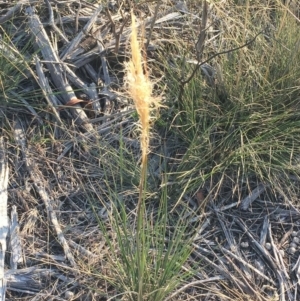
[162,0,300,205]
[95,12,198,301]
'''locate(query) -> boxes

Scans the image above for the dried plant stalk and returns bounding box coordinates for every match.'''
[125,12,161,166]
[124,12,162,301]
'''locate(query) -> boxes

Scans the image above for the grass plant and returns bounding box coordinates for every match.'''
[161,0,300,206]
[93,12,198,301]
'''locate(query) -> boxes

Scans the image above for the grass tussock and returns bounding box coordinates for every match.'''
[161,0,300,206]
[95,12,197,301]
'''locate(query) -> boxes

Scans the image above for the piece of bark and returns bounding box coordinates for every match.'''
[5,267,76,294]
[240,183,266,210]
[260,215,269,246]
[0,137,9,301]
[25,6,93,132]
[9,206,23,270]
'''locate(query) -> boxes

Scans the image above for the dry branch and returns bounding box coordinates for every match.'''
[35,56,65,128]
[44,0,69,43]
[26,6,93,132]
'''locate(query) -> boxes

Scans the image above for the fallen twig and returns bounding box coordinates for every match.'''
[26,6,93,131]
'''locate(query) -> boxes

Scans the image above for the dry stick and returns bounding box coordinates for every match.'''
[87,83,102,115]
[64,64,98,99]
[68,240,98,259]
[9,206,23,270]
[196,0,208,62]
[292,255,300,285]
[75,0,82,34]
[208,243,276,285]
[105,7,116,36]
[96,34,111,88]
[0,137,9,301]
[114,15,130,54]
[35,56,65,128]
[145,1,161,50]
[44,0,69,43]
[260,215,269,246]
[177,31,263,103]
[26,6,93,132]
[96,32,117,116]
[64,65,102,115]
[13,119,77,268]
[222,253,264,300]
[84,63,98,83]
[240,183,266,210]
